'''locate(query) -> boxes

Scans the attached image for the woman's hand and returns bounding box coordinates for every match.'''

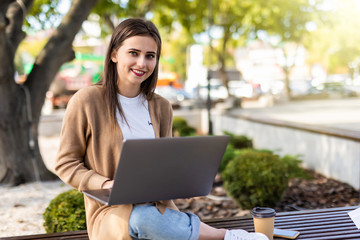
[102,180,114,189]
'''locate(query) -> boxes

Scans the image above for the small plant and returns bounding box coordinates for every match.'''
[222,149,307,209]
[224,131,253,149]
[43,189,86,233]
[280,154,310,180]
[172,117,196,136]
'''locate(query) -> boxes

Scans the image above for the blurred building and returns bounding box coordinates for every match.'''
[235,40,312,96]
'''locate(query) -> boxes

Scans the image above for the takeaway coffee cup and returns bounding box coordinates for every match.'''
[252,207,276,240]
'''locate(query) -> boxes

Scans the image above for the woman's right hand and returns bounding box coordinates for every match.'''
[102,180,114,189]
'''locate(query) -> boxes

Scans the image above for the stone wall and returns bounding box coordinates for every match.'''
[212,112,360,190]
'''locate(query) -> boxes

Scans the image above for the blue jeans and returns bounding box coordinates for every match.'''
[129,204,200,240]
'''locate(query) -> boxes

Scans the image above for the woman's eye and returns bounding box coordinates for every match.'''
[147,54,155,59]
[129,51,137,56]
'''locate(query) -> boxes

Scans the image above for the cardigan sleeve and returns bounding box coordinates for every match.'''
[54,90,109,192]
[159,95,174,138]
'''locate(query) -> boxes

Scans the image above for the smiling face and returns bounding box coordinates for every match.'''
[111,35,158,97]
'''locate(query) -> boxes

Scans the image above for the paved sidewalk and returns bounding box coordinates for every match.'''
[231,97,360,132]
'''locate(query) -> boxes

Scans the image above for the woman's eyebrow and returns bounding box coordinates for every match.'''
[128,48,140,52]
[128,48,156,55]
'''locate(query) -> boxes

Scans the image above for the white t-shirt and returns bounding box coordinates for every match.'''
[116,94,155,139]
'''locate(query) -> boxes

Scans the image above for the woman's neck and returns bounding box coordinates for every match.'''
[117,83,141,98]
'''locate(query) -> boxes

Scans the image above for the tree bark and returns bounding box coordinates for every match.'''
[0,0,99,185]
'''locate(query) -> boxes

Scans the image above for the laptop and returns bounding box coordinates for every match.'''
[83,135,230,205]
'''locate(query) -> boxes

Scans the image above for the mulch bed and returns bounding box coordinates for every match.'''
[175,170,360,220]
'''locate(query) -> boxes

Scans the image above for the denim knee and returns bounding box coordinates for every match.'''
[129,204,200,240]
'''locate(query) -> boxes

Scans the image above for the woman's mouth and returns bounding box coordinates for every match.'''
[131,69,146,77]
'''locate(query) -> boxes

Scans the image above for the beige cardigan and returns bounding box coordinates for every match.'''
[55,85,177,240]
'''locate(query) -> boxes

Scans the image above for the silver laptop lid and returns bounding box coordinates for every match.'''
[107,135,230,205]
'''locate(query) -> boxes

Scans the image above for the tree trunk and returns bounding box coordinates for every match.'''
[284,67,291,100]
[0,87,52,184]
[281,44,302,100]
[0,0,99,185]
[217,25,231,90]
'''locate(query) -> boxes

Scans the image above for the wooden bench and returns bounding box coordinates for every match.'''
[1,230,89,240]
[3,206,360,240]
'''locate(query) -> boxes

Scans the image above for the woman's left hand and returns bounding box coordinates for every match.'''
[102,180,114,189]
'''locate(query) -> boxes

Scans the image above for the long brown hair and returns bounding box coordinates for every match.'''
[98,18,162,126]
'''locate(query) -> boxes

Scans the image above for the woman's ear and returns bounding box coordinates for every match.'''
[111,50,118,63]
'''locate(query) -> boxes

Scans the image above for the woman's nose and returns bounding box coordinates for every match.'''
[136,56,146,68]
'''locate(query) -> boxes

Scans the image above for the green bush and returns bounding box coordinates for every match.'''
[222,149,307,209]
[224,131,253,149]
[43,189,86,233]
[219,131,253,172]
[218,144,240,173]
[172,117,196,136]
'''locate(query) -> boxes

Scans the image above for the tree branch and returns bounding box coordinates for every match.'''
[136,0,154,18]
[25,0,99,124]
[103,13,115,31]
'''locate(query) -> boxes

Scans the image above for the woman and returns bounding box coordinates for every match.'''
[55,18,267,240]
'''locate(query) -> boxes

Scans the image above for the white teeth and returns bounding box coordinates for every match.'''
[132,69,144,74]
